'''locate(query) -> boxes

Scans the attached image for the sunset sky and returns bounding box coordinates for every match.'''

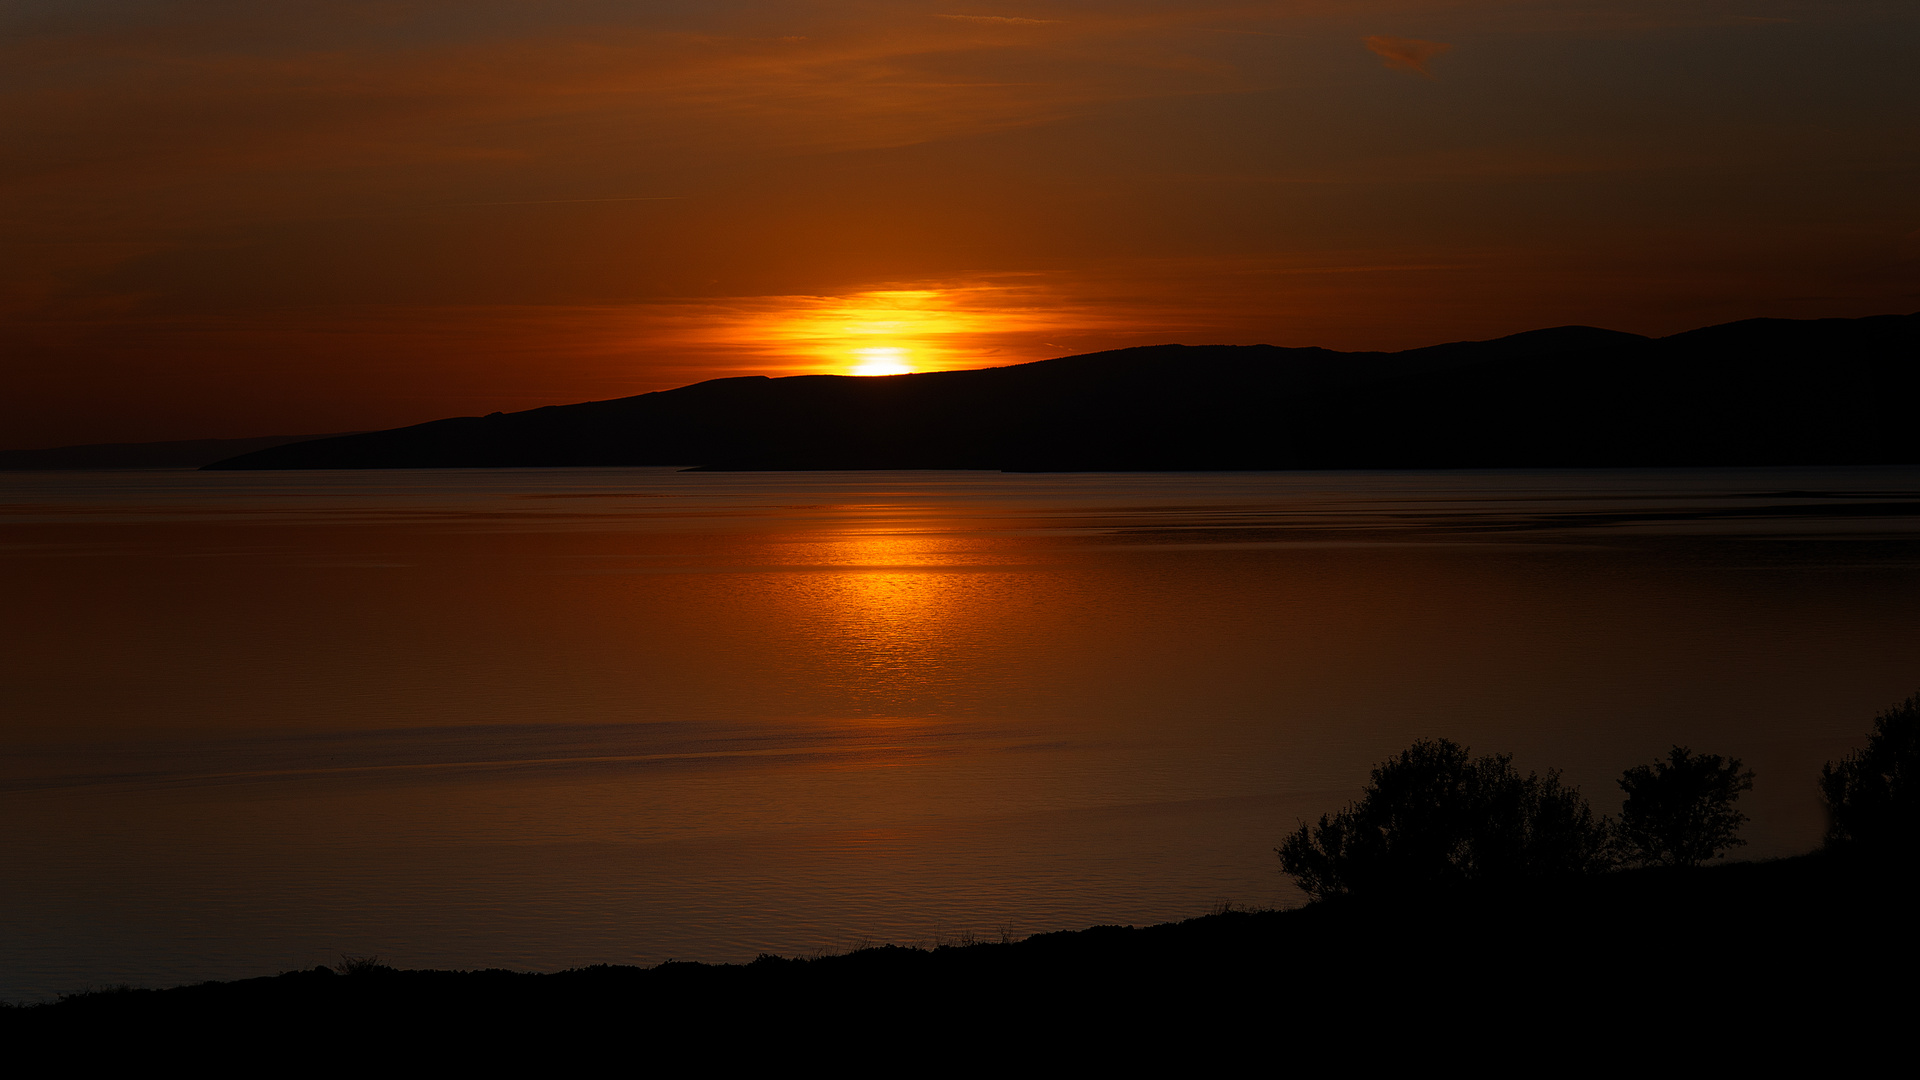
[4,1,1916,448]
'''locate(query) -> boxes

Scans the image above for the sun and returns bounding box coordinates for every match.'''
[850,346,914,377]
[721,285,1065,376]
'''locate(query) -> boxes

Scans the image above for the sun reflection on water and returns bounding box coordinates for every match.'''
[768,531,1029,715]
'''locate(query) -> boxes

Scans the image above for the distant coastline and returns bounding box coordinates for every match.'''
[200,312,1919,472]
[0,433,365,471]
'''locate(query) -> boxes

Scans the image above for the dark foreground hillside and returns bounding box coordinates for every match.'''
[9,853,1912,1065]
[206,312,1920,471]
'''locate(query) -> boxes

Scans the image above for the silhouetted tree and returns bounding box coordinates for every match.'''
[1277,739,1612,901]
[1820,693,1920,855]
[1613,747,1754,867]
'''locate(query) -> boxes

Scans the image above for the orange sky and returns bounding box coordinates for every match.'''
[4,1,1916,448]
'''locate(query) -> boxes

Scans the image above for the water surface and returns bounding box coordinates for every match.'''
[4,467,1919,998]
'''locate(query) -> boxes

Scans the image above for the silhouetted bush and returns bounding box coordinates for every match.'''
[1277,739,1612,901]
[1820,693,1920,855]
[334,954,391,977]
[1613,747,1753,867]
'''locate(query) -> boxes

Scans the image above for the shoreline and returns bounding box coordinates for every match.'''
[9,851,1913,1054]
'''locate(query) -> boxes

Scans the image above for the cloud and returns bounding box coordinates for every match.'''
[1363,36,1452,78]
[935,15,1061,25]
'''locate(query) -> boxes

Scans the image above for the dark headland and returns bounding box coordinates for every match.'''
[204,312,1920,471]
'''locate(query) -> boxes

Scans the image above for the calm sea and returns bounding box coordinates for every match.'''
[4,467,1918,999]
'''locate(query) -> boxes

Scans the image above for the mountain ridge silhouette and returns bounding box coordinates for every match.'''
[204,313,1920,471]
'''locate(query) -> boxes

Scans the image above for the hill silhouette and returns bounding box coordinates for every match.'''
[204,313,1920,471]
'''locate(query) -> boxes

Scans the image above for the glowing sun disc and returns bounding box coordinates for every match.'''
[850,347,913,377]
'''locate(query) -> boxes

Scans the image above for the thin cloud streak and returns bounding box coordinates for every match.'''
[461,197,690,207]
[934,15,1062,25]
[1364,35,1453,76]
